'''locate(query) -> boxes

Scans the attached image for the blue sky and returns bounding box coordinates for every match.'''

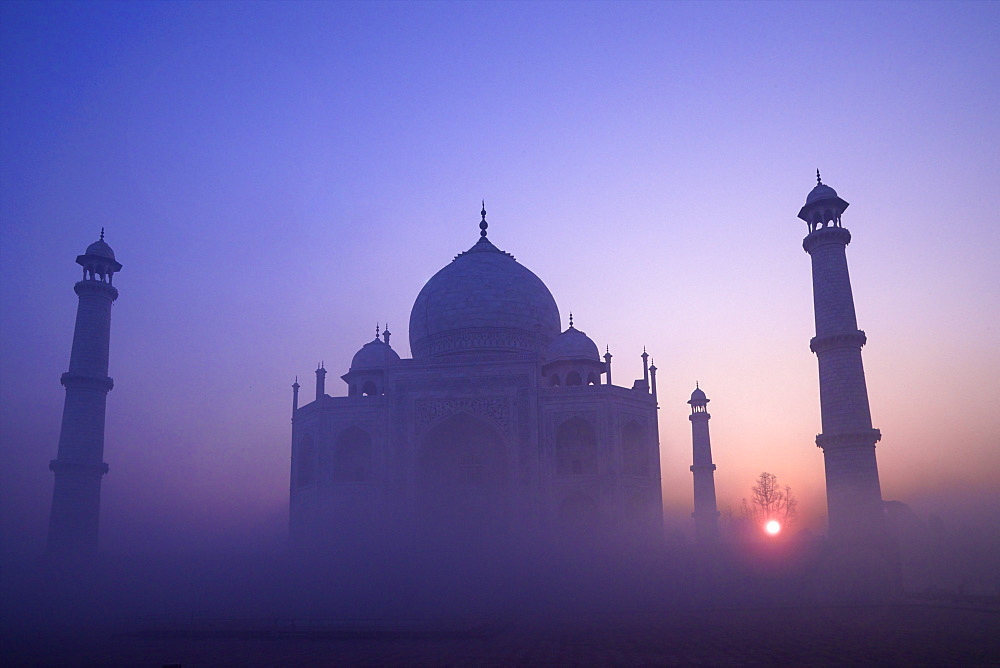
[2,1,998,552]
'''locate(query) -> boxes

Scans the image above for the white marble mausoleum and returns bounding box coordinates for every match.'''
[289,207,663,547]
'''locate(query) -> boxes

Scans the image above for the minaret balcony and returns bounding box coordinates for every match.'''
[74,279,119,300]
[810,331,867,354]
[60,372,114,391]
[49,459,109,475]
[815,429,882,450]
[803,225,852,253]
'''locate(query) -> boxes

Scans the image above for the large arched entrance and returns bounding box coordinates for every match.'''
[416,412,509,537]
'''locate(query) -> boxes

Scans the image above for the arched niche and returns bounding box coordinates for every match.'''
[332,426,372,483]
[296,434,316,488]
[621,421,649,476]
[555,416,598,475]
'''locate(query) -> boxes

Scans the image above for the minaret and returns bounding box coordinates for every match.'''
[315,363,326,401]
[47,231,122,555]
[799,171,885,542]
[648,358,658,403]
[688,384,719,542]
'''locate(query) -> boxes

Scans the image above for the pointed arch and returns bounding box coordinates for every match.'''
[361,380,378,396]
[333,426,372,482]
[565,370,582,386]
[556,416,598,475]
[622,421,649,476]
[296,434,316,488]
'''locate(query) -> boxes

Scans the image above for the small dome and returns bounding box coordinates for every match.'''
[350,338,400,370]
[545,326,600,364]
[805,183,838,205]
[688,386,709,405]
[85,238,116,260]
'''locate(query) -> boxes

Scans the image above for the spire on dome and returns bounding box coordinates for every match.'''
[569,312,574,328]
[480,201,488,238]
[100,227,105,241]
[375,323,380,340]
[816,169,822,186]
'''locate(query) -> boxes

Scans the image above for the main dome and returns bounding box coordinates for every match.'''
[409,236,561,358]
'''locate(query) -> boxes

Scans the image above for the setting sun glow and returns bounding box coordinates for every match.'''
[765,520,781,536]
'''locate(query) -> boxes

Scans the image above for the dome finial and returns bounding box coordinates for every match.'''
[696,380,699,389]
[375,323,380,340]
[100,227,105,241]
[569,312,574,328]
[816,169,822,186]
[479,200,488,238]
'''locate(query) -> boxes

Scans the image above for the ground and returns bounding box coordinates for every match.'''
[4,601,998,666]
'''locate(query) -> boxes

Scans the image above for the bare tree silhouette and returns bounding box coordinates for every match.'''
[742,472,798,530]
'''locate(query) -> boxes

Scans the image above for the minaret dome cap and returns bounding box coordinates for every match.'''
[87,241,115,262]
[805,183,839,205]
[688,386,709,405]
[76,232,122,272]
[798,172,849,223]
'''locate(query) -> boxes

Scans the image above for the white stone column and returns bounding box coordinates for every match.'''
[804,224,884,542]
[688,387,719,542]
[48,241,120,555]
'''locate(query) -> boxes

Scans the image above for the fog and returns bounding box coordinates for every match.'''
[3,1,999,663]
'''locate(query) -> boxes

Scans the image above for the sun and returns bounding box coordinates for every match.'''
[765,520,781,536]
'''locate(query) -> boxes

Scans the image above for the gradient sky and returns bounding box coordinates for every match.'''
[2,1,998,554]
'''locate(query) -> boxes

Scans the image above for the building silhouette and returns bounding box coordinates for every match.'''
[47,231,121,555]
[799,172,885,543]
[688,384,719,542]
[289,206,663,547]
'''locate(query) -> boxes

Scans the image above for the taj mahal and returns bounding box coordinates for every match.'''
[47,176,888,559]
[288,204,664,547]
